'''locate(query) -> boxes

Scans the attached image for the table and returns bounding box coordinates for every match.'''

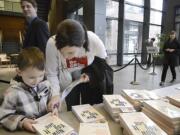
[0,104,123,135]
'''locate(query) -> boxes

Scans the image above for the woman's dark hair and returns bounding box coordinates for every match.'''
[55,19,89,51]
[20,0,37,8]
[17,47,45,71]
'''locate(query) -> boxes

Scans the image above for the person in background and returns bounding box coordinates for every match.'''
[0,47,58,132]
[46,19,111,111]
[147,38,155,65]
[159,31,180,86]
[21,0,50,54]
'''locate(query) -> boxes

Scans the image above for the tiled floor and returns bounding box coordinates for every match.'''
[0,64,180,96]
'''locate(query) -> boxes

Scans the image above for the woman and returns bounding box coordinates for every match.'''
[159,31,180,86]
[46,19,111,111]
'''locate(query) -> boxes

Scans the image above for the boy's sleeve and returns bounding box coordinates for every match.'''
[0,90,26,131]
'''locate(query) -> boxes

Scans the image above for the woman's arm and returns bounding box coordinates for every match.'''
[46,37,61,97]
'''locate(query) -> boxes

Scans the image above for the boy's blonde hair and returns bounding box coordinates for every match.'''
[17,47,45,71]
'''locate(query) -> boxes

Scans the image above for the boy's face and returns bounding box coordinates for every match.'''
[17,67,45,88]
[21,1,37,19]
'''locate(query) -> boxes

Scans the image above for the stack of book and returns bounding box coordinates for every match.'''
[119,112,167,135]
[103,95,136,122]
[121,89,159,110]
[72,104,106,123]
[167,95,180,108]
[143,100,180,135]
[79,122,111,135]
[32,113,77,135]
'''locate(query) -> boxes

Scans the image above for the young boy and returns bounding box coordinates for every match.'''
[0,47,59,132]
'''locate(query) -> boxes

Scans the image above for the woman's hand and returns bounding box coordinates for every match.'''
[47,95,60,112]
[22,118,37,133]
[80,73,89,83]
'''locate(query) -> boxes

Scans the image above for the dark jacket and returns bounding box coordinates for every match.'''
[23,17,50,54]
[163,38,180,66]
[82,56,114,104]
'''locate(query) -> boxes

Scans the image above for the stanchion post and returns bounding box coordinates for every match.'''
[130,54,140,85]
[149,54,157,75]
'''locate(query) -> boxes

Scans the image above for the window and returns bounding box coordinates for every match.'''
[125,0,144,6]
[105,0,119,65]
[150,0,163,10]
[125,4,144,22]
[106,0,119,18]
[123,21,143,64]
[105,19,118,52]
[150,10,162,25]
[149,25,161,40]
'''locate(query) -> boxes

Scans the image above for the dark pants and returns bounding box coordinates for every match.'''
[147,54,151,65]
[65,83,103,111]
[161,64,176,82]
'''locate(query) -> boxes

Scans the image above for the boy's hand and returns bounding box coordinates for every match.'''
[80,73,89,83]
[51,107,59,117]
[22,118,37,133]
[47,95,60,112]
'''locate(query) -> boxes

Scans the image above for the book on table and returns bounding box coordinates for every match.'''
[121,89,160,110]
[79,122,111,135]
[167,95,180,108]
[103,94,136,113]
[32,113,77,135]
[119,112,167,135]
[72,104,106,123]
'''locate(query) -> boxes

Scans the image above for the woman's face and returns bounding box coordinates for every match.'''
[170,33,176,40]
[60,46,81,59]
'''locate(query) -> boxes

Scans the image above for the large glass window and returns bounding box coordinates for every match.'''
[149,25,161,39]
[106,0,119,18]
[123,21,143,64]
[150,0,163,10]
[125,4,144,22]
[150,10,162,25]
[105,19,118,52]
[105,0,119,65]
[125,0,144,6]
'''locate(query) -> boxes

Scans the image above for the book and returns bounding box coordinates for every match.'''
[32,113,77,135]
[72,104,106,123]
[119,112,167,135]
[142,108,176,135]
[143,100,180,122]
[167,95,180,108]
[121,89,160,110]
[122,89,159,101]
[103,95,136,113]
[79,122,111,135]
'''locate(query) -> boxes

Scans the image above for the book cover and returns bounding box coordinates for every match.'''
[32,113,77,135]
[72,104,105,123]
[79,122,111,135]
[103,95,136,113]
[119,112,167,135]
[122,89,159,101]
